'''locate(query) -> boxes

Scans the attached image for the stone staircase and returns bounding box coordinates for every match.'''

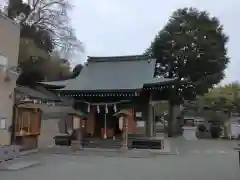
[82,137,122,149]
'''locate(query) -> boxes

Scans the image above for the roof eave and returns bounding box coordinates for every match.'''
[37,79,71,89]
[58,88,143,93]
[38,83,66,89]
[143,77,179,87]
[16,85,61,102]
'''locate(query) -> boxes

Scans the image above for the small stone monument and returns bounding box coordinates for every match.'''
[182,119,197,140]
[182,126,197,140]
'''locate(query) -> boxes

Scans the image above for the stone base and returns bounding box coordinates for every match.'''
[120,145,128,152]
[0,160,40,171]
[182,126,197,140]
[71,141,82,151]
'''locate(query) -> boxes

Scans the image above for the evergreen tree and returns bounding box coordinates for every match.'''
[146,8,229,136]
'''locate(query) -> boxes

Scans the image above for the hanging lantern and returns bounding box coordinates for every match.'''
[97,105,100,113]
[113,104,117,112]
[87,103,90,112]
[105,104,108,114]
[119,116,124,130]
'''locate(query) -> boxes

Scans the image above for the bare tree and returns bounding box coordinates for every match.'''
[7,0,84,57]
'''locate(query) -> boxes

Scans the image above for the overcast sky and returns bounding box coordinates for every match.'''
[70,0,240,84]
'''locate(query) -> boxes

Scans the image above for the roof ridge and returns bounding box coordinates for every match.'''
[87,55,151,63]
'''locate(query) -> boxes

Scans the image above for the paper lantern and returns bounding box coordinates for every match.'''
[119,116,124,130]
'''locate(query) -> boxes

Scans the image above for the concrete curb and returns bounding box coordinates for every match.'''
[0,149,39,164]
[49,147,180,158]
[130,148,180,156]
[0,161,41,171]
[20,149,39,156]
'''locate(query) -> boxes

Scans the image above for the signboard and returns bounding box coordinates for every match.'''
[136,121,145,127]
[136,112,142,118]
[0,55,7,66]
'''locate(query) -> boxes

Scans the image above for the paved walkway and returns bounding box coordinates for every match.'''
[37,137,178,157]
[0,155,41,171]
[0,148,239,180]
[0,137,239,180]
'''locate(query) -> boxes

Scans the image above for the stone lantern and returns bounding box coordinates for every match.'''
[114,109,132,150]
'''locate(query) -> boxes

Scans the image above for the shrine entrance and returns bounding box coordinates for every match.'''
[94,106,122,139]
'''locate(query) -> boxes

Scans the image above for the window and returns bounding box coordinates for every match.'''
[0,117,6,129]
[0,54,7,71]
[15,108,41,136]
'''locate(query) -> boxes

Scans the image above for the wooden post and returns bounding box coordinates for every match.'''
[148,94,154,137]
[79,118,83,149]
[238,151,240,167]
[121,117,128,150]
[125,117,128,148]
[10,88,17,144]
[71,116,83,151]
[104,113,107,139]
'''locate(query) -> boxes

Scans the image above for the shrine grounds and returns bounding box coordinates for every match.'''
[0,138,239,180]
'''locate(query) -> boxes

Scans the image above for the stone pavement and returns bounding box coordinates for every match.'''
[0,149,239,180]
[0,137,239,180]
[0,155,41,171]
[38,138,178,158]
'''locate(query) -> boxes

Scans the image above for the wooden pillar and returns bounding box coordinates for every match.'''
[148,104,154,137]
[148,93,154,137]
[152,106,156,137]
[121,116,128,150]
[78,117,83,148]
[71,115,83,150]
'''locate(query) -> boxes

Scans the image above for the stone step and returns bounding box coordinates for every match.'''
[82,138,122,149]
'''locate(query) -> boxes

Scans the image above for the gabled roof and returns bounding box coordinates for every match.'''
[39,55,177,92]
[143,77,178,87]
[39,80,68,88]
[16,85,59,101]
[61,55,157,91]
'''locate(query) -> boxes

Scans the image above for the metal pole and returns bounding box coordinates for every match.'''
[104,113,107,139]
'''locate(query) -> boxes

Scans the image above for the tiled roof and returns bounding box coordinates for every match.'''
[62,55,156,91]
[143,77,178,87]
[39,80,69,87]
[39,55,176,92]
[16,85,60,101]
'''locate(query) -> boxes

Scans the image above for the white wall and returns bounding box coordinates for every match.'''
[0,15,20,145]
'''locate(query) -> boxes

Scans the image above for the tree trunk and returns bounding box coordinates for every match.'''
[223,120,230,138]
[168,102,181,137]
[168,101,174,137]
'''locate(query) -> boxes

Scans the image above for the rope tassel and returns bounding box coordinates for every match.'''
[87,103,90,112]
[97,105,100,113]
[105,104,108,114]
[113,104,117,112]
